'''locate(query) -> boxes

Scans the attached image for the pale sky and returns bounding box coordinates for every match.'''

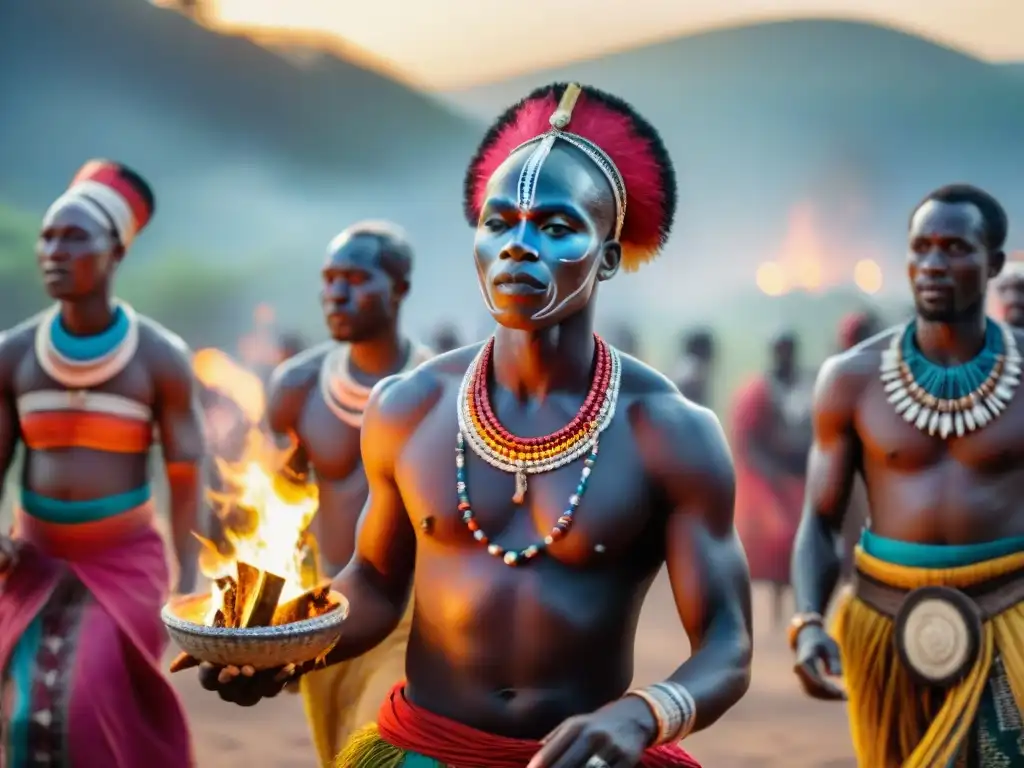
[206,0,1020,89]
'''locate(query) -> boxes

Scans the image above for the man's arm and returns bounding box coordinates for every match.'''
[643,395,753,731]
[265,363,312,484]
[0,334,21,571]
[317,371,435,663]
[153,334,206,594]
[790,354,862,618]
[0,334,21,508]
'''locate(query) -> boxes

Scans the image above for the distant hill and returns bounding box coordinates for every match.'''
[442,19,1024,314]
[0,0,485,331]
[1005,63,1024,77]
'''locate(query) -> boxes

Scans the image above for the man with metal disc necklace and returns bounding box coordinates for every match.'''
[263,221,432,766]
[0,160,201,766]
[199,83,753,768]
[790,184,1024,766]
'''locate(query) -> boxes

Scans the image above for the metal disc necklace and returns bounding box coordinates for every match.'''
[455,334,622,566]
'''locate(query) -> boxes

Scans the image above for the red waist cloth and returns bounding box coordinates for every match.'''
[377,683,701,768]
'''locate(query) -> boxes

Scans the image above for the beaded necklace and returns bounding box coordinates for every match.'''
[881,319,1021,437]
[455,335,622,566]
[34,300,140,389]
[319,341,432,428]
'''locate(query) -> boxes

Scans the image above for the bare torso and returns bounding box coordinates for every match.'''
[380,346,678,737]
[844,328,1024,543]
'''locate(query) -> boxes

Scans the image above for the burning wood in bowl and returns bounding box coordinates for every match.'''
[171,350,329,673]
[168,560,339,674]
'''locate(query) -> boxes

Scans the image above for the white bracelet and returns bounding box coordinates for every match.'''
[626,681,697,744]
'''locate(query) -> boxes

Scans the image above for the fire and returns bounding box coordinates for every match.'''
[191,348,320,625]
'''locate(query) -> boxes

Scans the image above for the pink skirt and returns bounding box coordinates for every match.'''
[0,502,193,766]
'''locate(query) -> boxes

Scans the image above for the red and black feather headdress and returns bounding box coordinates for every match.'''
[464,82,677,272]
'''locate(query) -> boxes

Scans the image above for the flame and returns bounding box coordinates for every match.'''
[756,202,862,296]
[192,347,320,624]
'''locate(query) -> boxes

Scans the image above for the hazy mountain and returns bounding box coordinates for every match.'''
[442,20,1024,314]
[1005,63,1024,77]
[0,0,485,329]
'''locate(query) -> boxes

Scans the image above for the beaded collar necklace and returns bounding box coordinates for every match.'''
[881,319,1020,438]
[319,341,432,429]
[34,300,140,389]
[455,334,622,566]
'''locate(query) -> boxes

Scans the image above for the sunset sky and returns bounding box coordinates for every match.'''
[206,0,1020,89]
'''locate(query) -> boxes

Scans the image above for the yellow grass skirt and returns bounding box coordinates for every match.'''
[833,547,1024,767]
[301,603,412,767]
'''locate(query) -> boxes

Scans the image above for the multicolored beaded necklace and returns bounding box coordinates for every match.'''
[455,334,622,566]
[34,300,140,388]
[881,319,1021,438]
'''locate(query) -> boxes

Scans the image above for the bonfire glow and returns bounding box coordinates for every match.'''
[756,261,786,296]
[853,259,883,295]
[192,348,320,625]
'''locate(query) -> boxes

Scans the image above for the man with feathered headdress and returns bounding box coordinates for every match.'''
[200,83,752,768]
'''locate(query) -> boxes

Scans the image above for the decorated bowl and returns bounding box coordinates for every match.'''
[161,591,348,670]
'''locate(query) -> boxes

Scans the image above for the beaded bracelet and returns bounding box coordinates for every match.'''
[625,681,697,745]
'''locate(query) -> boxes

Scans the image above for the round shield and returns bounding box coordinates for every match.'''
[894,586,982,688]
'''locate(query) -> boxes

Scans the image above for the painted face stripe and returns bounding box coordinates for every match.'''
[516,134,556,212]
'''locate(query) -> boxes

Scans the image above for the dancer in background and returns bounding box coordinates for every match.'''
[730,330,813,629]
[0,160,200,766]
[430,323,462,354]
[265,221,432,766]
[238,303,283,385]
[671,329,716,408]
[992,255,1024,328]
[609,322,642,360]
[791,185,1024,765]
[276,331,307,363]
[201,82,752,768]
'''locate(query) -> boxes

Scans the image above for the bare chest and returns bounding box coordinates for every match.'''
[858,378,1024,474]
[397,406,660,570]
[295,391,362,481]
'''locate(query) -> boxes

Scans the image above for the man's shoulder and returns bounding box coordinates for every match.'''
[0,314,42,355]
[815,325,898,399]
[136,314,191,361]
[0,313,46,378]
[268,342,333,395]
[621,356,725,452]
[365,343,480,430]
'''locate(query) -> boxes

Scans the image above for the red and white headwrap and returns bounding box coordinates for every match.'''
[45,160,154,247]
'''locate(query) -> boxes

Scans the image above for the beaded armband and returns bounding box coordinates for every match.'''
[625,681,697,745]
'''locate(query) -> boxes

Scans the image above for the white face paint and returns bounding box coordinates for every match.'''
[529,249,604,322]
[474,143,617,329]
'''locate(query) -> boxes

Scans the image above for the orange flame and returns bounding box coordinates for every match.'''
[191,348,319,623]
